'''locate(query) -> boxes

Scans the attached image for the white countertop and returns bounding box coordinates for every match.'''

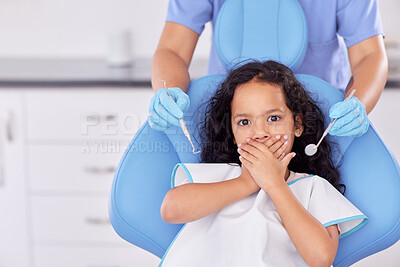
[0,58,209,87]
[0,57,398,88]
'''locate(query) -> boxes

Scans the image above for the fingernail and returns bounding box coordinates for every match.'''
[239,155,242,160]
[292,153,296,157]
[246,138,250,142]
[281,152,285,157]
[284,141,288,145]
[283,135,288,140]
[238,143,242,147]
[237,148,241,152]
[276,135,281,139]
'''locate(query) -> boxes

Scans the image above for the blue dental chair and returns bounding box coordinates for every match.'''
[109,0,400,266]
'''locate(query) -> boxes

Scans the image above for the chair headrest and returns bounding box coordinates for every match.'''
[215,0,308,72]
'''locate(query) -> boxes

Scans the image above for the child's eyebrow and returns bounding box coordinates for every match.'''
[233,108,284,119]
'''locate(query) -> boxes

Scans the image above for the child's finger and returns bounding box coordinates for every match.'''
[264,135,282,148]
[239,142,264,159]
[268,135,288,154]
[277,151,286,161]
[245,138,269,154]
[239,155,252,167]
[273,140,288,160]
[237,147,257,163]
[282,152,296,167]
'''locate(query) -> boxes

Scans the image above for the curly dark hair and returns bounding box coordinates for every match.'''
[200,60,344,193]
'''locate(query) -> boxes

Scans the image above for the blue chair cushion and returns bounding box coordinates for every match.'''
[335,125,400,266]
[215,0,308,72]
[109,124,182,258]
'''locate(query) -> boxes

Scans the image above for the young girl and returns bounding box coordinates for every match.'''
[159,61,367,267]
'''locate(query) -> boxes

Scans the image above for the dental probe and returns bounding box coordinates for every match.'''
[160,80,201,154]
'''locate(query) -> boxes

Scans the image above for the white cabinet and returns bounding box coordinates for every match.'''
[25,88,159,267]
[33,246,156,267]
[0,88,160,267]
[28,144,125,193]
[26,90,151,141]
[0,91,31,267]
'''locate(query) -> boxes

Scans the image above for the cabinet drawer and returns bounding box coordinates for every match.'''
[31,196,123,243]
[26,89,153,140]
[28,142,128,193]
[34,245,160,267]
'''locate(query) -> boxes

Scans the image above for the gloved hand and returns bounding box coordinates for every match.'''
[148,87,190,131]
[329,96,369,137]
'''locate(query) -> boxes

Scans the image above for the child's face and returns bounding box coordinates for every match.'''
[231,79,303,152]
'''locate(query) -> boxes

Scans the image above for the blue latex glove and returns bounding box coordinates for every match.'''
[329,96,369,137]
[148,87,190,131]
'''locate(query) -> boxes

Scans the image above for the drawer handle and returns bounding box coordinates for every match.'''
[83,166,116,174]
[86,114,117,122]
[85,217,111,225]
[6,111,15,142]
[0,114,4,187]
[104,114,117,121]
[0,111,13,188]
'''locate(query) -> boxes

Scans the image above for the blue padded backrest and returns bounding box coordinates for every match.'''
[337,126,400,266]
[109,125,182,257]
[215,0,308,72]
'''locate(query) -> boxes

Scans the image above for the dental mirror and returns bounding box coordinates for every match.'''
[305,89,356,156]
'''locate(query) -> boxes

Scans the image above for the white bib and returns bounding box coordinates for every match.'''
[159,163,367,267]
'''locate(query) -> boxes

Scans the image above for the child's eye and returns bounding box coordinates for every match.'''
[238,119,251,126]
[267,115,280,122]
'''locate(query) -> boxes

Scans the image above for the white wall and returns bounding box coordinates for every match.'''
[379,0,400,44]
[0,0,212,60]
[0,0,397,60]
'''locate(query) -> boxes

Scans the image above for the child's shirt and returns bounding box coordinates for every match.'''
[159,163,368,267]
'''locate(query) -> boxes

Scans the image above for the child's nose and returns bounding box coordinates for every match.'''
[252,119,270,141]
